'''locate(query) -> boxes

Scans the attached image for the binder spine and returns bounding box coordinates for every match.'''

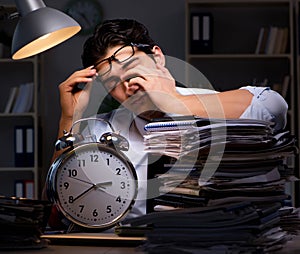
[144,120,197,132]
[14,126,34,167]
[190,12,213,54]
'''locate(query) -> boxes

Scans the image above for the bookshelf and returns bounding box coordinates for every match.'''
[294,0,300,206]
[185,0,295,131]
[185,0,297,203]
[0,5,39,199]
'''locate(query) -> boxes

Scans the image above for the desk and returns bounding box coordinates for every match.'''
[5,239,300,254]
[5,233,300,253]
[46,233,300,254]
[0,233,145,254]
[54,235,300,254]
[5,245,143,254]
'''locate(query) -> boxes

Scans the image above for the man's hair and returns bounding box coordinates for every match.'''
[81,19,157,68]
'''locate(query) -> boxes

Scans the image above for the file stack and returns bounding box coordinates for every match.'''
[127,202,295,253]
[128,117,299,253]
[0,196,51,250]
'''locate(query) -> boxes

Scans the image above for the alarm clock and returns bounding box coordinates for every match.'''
[46,118,138,230]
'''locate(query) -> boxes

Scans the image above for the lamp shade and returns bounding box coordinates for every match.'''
[12,0,81,60]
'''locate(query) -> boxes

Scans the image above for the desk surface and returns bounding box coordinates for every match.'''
[6,245,143,254]
[1,233,145,254]
[5,233,300,254]
[4,240,300,254]
[44,233,145,253]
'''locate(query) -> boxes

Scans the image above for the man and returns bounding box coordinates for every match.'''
[47,19,288,228]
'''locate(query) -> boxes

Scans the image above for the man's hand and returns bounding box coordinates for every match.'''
[121,59,180,113]
[58,66,97,122]
[51,66,97,163]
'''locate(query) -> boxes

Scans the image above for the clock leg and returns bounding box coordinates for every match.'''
[67,222,77,233]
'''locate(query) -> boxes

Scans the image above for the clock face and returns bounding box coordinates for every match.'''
[49,143,137,229]
[65,0,103,35]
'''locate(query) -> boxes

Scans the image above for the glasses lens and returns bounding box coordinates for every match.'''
[114,45,134,63]
[97,61,111,76]
[97,45,134,76]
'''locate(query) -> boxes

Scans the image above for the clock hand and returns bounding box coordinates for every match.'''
[70,177,112,189]
[70,176,93,185]
[70,180,112,202]
[95,181,112,189]
[70,174,112,196]
[72,185,95,202]
[94,181,114,195]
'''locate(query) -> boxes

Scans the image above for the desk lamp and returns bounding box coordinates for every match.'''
[11,0,81,60]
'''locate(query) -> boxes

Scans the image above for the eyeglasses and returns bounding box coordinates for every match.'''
[95,42,151,76]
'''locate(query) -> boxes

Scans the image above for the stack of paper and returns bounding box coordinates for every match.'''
[144,117,275,159]
[125,202,295,253]
[0,197,51,250]
[131,117,299,253]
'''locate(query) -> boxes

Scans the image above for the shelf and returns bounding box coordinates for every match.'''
[0,112,36,117]
[185,0,297,205]
[187,53,292,59]
[185,0,294,91]
[0,58,36,63]
[186,0,291,55]
[187,0,291,4]
[0,167,35,172]
[0,5,39,199]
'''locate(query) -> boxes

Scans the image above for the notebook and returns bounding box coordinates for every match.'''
[144,116,273,132]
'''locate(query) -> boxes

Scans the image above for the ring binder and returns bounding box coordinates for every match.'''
[190,12,213,54]
[144,120,198,131]
[144,116,272,132]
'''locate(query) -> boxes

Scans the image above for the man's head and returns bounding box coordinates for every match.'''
[81,19,157,68]
[81,19,168,118]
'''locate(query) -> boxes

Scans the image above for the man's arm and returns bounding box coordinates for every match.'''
[167,89,254,119]
[42,67,97,229]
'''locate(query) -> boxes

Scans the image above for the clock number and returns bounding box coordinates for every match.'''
[78,159,86,167]
[92,209,98,217]
[120,181,125,189]
[106,158,110,166]
[79,205,84,213]
[68,169,77,177]
[90,154,99,162]
[63,182,69,189]
[106,205,112,213]
[115,168,121,175]
[116,196,121,203]
[68,196,74,203]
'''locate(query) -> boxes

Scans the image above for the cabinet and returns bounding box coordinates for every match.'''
[185,0,295,133]
[0,5,39,199]
[0,57,39,199]
[294,0,300,205]
[185,0,297,204]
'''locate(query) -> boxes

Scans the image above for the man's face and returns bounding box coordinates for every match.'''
[95,44,159,116]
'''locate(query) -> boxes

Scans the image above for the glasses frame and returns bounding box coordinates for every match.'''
[95,42,152,76]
